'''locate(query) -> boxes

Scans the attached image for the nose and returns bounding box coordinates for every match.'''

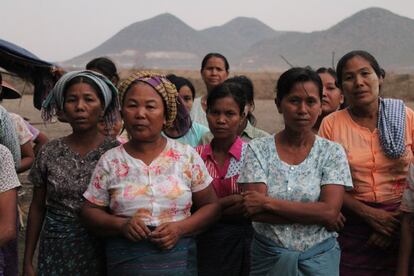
[322,87,328,98]
[134,106,146,119]
[297,102,307,114]
[354,74,364,87]
[216,114,226,124]
[75,99,86,111]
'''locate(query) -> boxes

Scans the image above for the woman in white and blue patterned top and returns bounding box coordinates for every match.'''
[238,67,353,276]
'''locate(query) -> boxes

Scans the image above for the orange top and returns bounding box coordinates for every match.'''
[319,108,414,204]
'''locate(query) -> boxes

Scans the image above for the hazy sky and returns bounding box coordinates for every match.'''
[2,0,414,62]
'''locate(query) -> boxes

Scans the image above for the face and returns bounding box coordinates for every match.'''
[207,96,243,140]
[201,57,229,91]
[63,83,103,132]
[121,83,166,142]
[98,111,123,138]
[319,73,344,115]
[178,85,193,111]
[341,56,382,107]
[276,81,322,132]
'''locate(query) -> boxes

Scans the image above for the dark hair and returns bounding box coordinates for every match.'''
[276,67,323,103]
[86,57,120,85]
[225,75,257,125]
[336,50,382,88]
[166,74,196,99]
[206,82,246,115]
[63,76,105,108]
[201,53,229,72]
[316,67,339,87]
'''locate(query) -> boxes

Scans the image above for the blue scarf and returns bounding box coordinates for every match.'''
[377,98,406,159]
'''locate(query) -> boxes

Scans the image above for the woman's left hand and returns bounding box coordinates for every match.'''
[150,222,183,250]
[365,231,392,249]
[241,191,268,216]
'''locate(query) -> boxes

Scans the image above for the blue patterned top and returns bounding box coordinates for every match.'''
[238,135,353,251]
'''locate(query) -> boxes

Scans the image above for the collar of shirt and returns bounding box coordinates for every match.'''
[200,136,244,162]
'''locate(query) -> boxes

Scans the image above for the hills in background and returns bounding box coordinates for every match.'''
[63,7,414,72]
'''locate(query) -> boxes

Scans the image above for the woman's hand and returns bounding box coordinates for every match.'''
[364,208,400,237]
[326,212,346,232]
[366,232,392,249]
[121,216,151,242]
[241,191,268,216]
[150,222,182,250]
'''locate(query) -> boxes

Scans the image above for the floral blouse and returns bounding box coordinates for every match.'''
[84,138,213,226]
[29,138,119,217]
[237,135,353,251]
[0,144,20,193]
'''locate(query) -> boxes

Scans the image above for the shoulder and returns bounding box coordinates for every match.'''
[0,144,13,160]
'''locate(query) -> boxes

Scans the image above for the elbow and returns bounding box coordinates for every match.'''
[1,226,17,244]
[322,208,340,226]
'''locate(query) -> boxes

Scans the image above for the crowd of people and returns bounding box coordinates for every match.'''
[0,50,413,276]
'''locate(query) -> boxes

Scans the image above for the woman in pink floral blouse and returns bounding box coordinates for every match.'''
[81,71,220,275]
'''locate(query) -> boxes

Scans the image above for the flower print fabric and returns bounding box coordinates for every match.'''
[237,135,353,251]
[84,138,213,226]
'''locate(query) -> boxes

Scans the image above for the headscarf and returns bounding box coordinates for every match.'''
[42,70,119,127]
[118,71,191,137]
[377,98,406,159]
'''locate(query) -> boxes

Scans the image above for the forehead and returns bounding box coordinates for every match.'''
[178,85,192,95]
[125,82,163,102]
[205,57,226,68]
[65,82,98,96]
[211,96,240,109]
[288,81,320,97]
[319,73,335,84]
[343,56,373,72]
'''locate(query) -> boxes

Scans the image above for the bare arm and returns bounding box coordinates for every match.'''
[396,213,414,276]
[0,189,17,246]
[342,192,399,236]
[17,141,35,173]
[242,183,344,227]
[33,132,49,156]
[23,186,46,274]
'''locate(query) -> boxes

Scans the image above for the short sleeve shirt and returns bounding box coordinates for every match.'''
[237,135,353,251]
[83,139,213,226]
[9,113,33,145]
[0,106,20,168]
[29,138,119,217]
[401,163,414,213]
[0,144,20,193]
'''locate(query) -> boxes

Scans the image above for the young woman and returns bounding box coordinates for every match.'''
[81,71,220,275]
[313,67,345,131]
[238,67,353,276]
[319,50,414,275]
[23,70,119,275]
[196,81,252,276]
[164,74,209,147]
[190,53,229,127]
[201,76,270,144]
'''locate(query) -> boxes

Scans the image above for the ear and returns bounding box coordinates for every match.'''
[339,94,345,105]
[274,98,282,114]
[379,76,384,87]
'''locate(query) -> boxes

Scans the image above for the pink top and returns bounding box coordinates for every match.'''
[84,139,212,226]
[319,108,414,204]
[196,137,246,198]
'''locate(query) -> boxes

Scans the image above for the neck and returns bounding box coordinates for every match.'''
[279,127,315,147]
[68,127,102,144]
[349,100,379,119]
[129,135,166,154]
[211,135,237,153]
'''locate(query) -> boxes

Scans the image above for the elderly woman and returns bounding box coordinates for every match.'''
[238,67,353,276]
[190,53,229,127]
[81,71,220,275]
[319,50,414,275]
[23,70,119,275]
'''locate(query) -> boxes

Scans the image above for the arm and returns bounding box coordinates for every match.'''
[33,132,49,156]
[243,183,344,227]
[17,141,35,173]
[343,192,399,236]
[0,189,17,246]
[219,194,245,219]
[241,183,291,224]
[151,185,221,250]
[23,185,46,275]
[396,213,414,276]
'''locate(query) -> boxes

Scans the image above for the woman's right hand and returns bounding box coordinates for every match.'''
[364,208,400,236]
[121,216,151,241]
[23,263,36,276]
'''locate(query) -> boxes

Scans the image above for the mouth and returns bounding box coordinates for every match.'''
[213,128,228,132]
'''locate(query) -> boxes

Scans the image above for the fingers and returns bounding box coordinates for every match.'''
[150,223,181,250]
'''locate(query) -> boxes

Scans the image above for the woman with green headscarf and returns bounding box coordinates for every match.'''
[23,70,120,276]
[81,71,220,275]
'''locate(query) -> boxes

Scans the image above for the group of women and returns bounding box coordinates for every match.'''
[0,50,413,276]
